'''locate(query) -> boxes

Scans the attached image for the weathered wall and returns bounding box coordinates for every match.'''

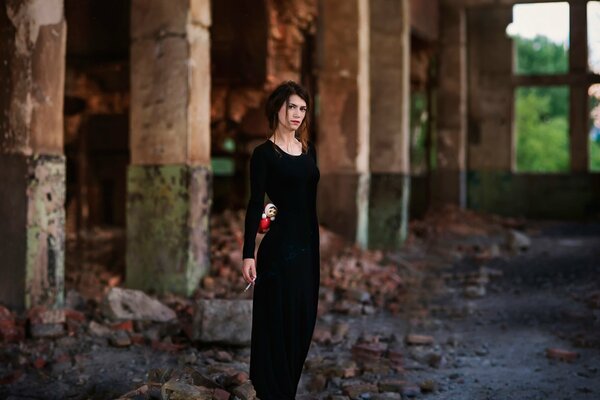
[468,172,600,219]
[0,0,66,310]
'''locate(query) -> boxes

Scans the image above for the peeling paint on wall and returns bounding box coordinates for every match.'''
[6,0,63,55]
[24,155,65,309]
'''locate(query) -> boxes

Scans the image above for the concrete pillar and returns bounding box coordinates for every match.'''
[0,0,66,310]
[317,0,411,249]
[368,0,411,248]
[433,5,467,207]
[317,0,369,245]
[127,0,212,295]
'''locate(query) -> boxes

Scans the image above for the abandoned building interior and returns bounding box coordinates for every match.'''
[0,0,599,398]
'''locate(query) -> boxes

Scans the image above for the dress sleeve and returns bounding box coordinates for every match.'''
[309,141,317,165]
[243,147,267,260]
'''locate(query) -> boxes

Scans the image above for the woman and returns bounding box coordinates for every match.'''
[241,80,320,399]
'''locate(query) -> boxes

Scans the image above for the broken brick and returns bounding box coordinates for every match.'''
[546,348,579,362]
[111,320,134,332]
[351,342,387,360]
[405,334,434,346]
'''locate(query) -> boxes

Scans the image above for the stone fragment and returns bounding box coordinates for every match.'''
[231,380,257,400]
[308,373,328,392]
[371,393,401,400]
[101,287,176,322]
[342,382,378,399]
[405,334,434,345]
[313,326,333,344]
[109,330,132,347]
[377,379,406,393]
[464,285,486,298]
[401,383,421,398]
[332,322,350,339]
[193,299,252,345]
[546,348,579,362]
[88,321,111,337]
[331,360,358,378]
[161,379,214,400]
[507,230,531,252]
[419,379,437,393]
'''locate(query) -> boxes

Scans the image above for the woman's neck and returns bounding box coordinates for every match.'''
[272,129,297,145]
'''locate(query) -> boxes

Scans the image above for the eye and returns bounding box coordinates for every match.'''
[300,107,307,112]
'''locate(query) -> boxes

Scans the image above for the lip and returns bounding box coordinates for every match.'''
[291,120,300,124]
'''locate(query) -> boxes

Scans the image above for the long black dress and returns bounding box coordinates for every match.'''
[243,139,320,399]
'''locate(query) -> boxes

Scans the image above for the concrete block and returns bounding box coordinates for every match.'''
[193,299,252,345]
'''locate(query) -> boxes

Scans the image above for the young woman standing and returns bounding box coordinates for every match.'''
[241,81,320,399]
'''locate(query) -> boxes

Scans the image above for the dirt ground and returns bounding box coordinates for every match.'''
[1,216,599,400]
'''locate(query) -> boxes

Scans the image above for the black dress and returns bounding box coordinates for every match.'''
[243,139,320,399]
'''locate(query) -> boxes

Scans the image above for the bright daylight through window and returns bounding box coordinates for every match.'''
[508,2,570,172]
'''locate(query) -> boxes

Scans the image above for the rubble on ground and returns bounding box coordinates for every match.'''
[4,208,595,399]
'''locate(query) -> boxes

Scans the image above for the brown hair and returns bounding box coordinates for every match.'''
[265,80,311,154]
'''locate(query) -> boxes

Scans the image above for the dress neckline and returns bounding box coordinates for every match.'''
[266,139,304,157]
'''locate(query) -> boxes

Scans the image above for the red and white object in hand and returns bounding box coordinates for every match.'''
[258,203,277,233]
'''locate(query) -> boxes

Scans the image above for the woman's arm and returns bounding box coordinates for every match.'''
[242,146,267,260]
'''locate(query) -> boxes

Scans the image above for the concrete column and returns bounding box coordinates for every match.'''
[368,0,411,248]
[434,5,467,207]
[127,0,212,295]
[0,0,66,311]
[317,0,369,245]
[317,0,411,249]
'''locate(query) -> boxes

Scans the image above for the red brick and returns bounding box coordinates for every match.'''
[351,342,387,359]
[111,320,134,332]
[213,388,231,400]
[405,334,434,345]
[32,357,46,369]
[546,348,579,362]
[65,309,86,322]
[130,333,145,345]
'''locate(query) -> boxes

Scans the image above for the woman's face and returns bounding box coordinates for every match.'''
[277,94,307,131]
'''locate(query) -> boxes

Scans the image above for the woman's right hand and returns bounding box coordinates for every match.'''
[242,258,257,285]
